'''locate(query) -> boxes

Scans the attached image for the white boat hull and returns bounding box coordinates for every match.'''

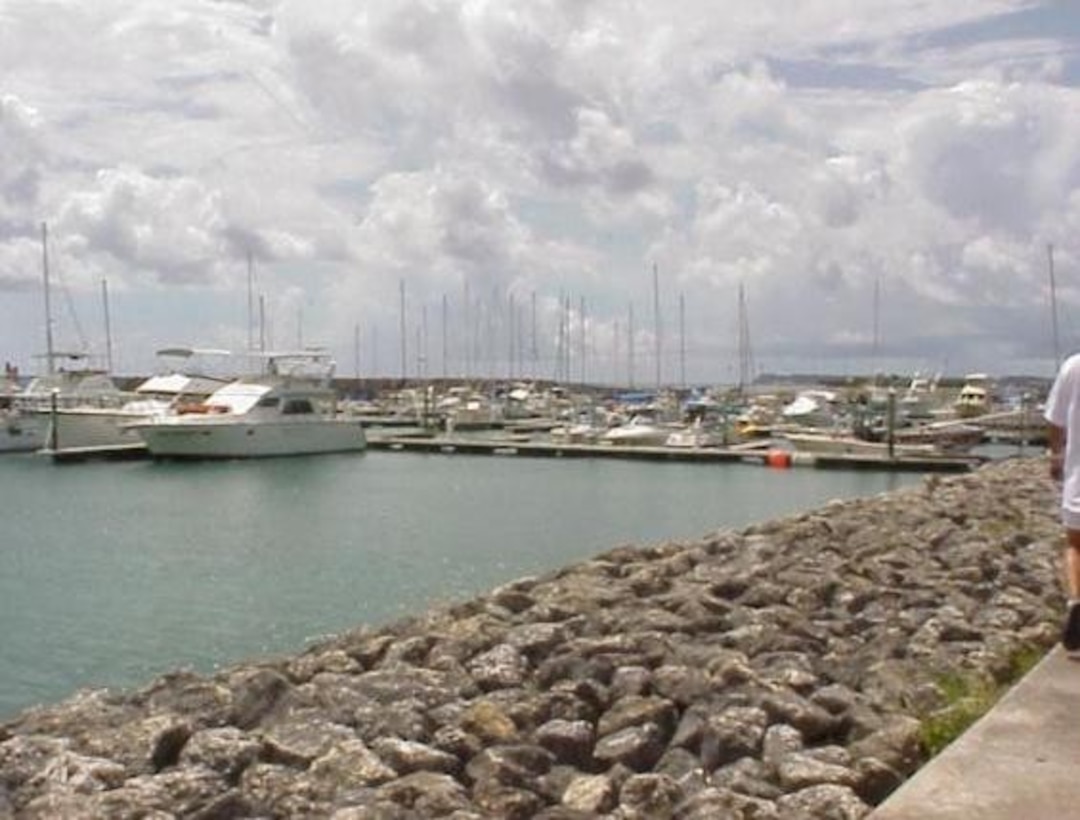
[133,418,367,459]
[41,407,152,454]
[665,429,720,449]
[0,412,47,453]
[783,432,939,457]
[601,428,671,447]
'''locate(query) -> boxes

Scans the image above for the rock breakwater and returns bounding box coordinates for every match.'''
[0,457,1064,818]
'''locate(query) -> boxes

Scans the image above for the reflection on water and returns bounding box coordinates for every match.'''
[1,451,919,718]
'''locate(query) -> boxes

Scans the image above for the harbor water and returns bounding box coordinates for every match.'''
[0,450,925,720]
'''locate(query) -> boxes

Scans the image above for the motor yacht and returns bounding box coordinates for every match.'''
[129,351,366,459]
[39,348,232,458]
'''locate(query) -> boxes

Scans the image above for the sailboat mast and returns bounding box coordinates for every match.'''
[579,295,586,385]
[246,250,255,354]
[679,291,686,389]
[737,282,753,393]
[102,279,114,373]
[41,222,55,375]
[399,279,407,381]
[872,277,880,379]
[1049,243,1061,370]
[653,263,661,390]
[354,322,361,379]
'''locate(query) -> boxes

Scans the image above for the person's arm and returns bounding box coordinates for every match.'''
[1050,423,1066,481]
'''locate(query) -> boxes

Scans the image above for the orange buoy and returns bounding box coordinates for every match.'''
[765,449,792,469]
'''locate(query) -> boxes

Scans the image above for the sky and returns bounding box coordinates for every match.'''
[2,0,1080,384]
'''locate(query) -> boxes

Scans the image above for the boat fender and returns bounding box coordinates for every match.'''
[765,449,792,469]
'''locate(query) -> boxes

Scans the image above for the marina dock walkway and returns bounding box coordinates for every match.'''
[869,646,1079,819]
[364,433,982,472]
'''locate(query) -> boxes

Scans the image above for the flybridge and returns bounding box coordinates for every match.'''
[259,349,336,380]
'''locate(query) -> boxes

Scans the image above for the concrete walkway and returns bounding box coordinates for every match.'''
[869,646,1080,819]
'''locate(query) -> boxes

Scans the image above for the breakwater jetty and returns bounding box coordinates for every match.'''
[0,457,1063,818]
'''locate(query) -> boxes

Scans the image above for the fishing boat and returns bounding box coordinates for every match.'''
[129,351,366,459]
[40,348,233,458]
[953,373,993,418]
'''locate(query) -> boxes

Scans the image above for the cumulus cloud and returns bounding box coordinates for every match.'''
[53,168,231,287]
[45,167,319,293]
[0,0,1076,376]
[335,165,591,310]
[0,95,45,232]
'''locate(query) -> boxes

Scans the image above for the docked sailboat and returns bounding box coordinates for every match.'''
[129,351,366,459]
[14,353,128,454]
[3,224,142,456]
[0,364,47,454]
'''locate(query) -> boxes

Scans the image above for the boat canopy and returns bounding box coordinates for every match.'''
[136,374,193,395]
[204,382,273,414]
[154,347,233,359]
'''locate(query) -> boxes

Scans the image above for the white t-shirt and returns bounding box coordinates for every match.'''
[1045,352,1080,527]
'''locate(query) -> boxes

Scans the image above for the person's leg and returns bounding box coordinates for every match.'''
[1062,529,1080,651]
[1066,529,1080,599]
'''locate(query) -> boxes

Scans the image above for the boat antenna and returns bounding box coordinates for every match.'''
[41,222,55,375]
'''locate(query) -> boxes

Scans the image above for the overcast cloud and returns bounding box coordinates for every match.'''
[1,0,1078,381]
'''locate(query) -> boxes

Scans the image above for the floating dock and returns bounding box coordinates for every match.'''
[366,434,983,472]
[42,432,984,472]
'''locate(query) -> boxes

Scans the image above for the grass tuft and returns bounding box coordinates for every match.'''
[918,643,1045,758]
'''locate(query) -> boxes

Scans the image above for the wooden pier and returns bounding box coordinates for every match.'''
[366,433,983,472]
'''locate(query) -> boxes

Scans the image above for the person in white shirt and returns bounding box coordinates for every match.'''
[1045,353,1080,651]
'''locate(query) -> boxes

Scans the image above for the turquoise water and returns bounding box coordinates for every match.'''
[0,450,922,719]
